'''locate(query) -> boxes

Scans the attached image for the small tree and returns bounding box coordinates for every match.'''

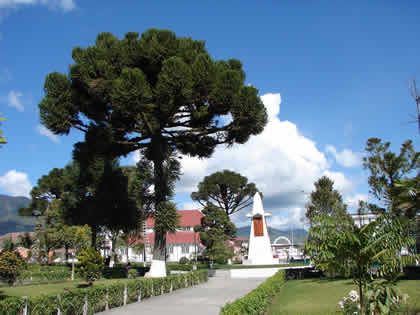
[191,170,258,217]
[76,247,104,285]
[363,138,419,216]
[17,232,34,249]
[306,213,414,312]
[0,251,26,286]
[197,204,236,262]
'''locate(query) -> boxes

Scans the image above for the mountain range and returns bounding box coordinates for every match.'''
[236,225,308,244]
[0,194,34,236]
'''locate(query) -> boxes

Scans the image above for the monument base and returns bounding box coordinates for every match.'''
[147,259,167,278]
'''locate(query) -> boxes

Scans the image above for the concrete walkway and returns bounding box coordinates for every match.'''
[98,270,267,315]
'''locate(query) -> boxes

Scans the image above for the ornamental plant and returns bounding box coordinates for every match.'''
[0,250,26,285]
[76,247,104,285]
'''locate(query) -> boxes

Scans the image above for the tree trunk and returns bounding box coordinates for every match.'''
[65,244,69,263]
[91,226,98,250]
[151,137,168,262]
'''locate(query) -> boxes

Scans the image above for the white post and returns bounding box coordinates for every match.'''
[123,284,127,305]
[23,296,28,315]
[57,294,61,315]
[82,295,88,315]
[138,286,142,302]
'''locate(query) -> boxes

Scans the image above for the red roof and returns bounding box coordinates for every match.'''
[135,231,202,246]
[146,210,203,229]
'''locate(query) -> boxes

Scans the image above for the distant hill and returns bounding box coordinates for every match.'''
[0,194,34,236]
[236,225,307,244]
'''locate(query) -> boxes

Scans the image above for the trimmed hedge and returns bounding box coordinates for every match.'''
[220,270,286,315]
[0,270,208,315]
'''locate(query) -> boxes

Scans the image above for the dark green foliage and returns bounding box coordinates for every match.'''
[38,29,267,261]
[107,282,124,308]
[0,250,26,286]
[57,289,86,315]
[179,257,189,264]
[76,247,104,284]
[220,270,286,315]
[126,280,141,303]
[0,297,25,315]
[363,138,420,216]
[197,204,236,262]
[0,271,209,314]
[191,170,258,216]
[306,213,415,312]
[166,263,193,271]
[28,295,59,315]
[305,176,349,225]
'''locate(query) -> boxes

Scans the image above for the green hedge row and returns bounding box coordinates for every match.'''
[0,270,208,315]
[220,270,286,315]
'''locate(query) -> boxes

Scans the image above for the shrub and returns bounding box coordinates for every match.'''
[220,270,286,315]
[102,266,127,279]
[0,250,26,285]
[179,257,189,264]
[127,268,138,279]
[167,263,193,272]
[0,297,25,314]
[76,247,104,284]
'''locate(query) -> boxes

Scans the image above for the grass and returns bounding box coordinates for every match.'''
[0,278,125,298]
[268,278,420,314]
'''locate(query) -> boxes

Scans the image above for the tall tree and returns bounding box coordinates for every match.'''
[0,113,6,145]
[37,29,267,272]
[305,176,349,226]
[191,170,258,216]
[363,138,419,216]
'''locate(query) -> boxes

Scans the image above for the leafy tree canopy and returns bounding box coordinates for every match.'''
[191,170,258,216]
[306,213,414,312]
[38,29,267,262]
[197,204,236,252]
[305,176,349,225]
[363,138,419,216]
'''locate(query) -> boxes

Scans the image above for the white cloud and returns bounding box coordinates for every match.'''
[0,170,32,197]
[180,201,203,211]
[325,145,361,167]
[345,193,369,211]
[0,0,76,11]
[36,124,60,143]
[7,90,24,111]
[176,93,359,229]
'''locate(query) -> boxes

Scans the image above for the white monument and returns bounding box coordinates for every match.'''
[245,193,276,265]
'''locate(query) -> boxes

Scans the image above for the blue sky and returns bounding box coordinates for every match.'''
[0,1,419,229]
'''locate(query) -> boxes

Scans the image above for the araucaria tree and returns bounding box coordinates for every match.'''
[191,170,258,216]
[363,138,419,217]
[38,29,267,274]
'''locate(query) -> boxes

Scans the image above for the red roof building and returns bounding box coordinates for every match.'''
[122,210,204,263]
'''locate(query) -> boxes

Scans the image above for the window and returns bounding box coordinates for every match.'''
[167,245,174,254]
[253,217,264,237]
[181,244,190,254]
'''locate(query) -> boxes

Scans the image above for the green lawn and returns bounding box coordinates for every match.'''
[268,279,420,314]
[0,279,125,298]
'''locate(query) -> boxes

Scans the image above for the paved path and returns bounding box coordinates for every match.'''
[98,271,266,315]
